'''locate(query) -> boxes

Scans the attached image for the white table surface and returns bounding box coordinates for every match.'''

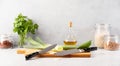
[0,48,120,66]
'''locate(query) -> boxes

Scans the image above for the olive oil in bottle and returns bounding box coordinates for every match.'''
[64,40,77,45]
[64,21,77,46]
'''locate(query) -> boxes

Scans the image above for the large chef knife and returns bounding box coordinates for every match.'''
[25,44,57,60]
[55,47,97,56]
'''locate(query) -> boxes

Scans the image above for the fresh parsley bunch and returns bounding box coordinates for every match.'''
[13,13,39,47]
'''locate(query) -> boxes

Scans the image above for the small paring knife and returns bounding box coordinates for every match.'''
[55,47,97,56]
[25,44,57,60]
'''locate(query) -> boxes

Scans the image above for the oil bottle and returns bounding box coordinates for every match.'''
[64,21,77,46]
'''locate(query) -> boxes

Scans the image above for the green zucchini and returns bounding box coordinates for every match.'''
[77,40,91,49]
[63,45,77,50]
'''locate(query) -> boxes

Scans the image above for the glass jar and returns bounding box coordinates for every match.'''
[94,24,110,48]
[0,34,13,49]
[104,35,119,51]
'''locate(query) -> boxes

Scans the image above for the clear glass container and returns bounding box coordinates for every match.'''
[94,24,110,48]
[64,21,77,46]
[104,35,119,51]
[0,34,13,49]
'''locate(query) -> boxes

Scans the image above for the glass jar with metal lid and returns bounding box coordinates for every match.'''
[104,35,120,51]
[0,34,13,48]
[94,24,110,48]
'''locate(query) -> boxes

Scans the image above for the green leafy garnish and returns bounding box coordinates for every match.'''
[13,13,39,47]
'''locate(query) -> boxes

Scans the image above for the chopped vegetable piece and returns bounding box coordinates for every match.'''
[35,37,46,46]
[27,37,43,46]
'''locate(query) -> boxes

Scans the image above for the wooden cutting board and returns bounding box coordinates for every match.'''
[37,52,91,58]
[17,49,91,58]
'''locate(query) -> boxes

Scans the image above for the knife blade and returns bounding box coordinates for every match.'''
[25,44,57,60]
[55,47,97,56]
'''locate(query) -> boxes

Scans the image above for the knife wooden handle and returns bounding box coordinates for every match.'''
[25,52,39,60]
[83,47,97,52]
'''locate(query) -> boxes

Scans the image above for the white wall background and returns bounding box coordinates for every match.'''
[0,0,120,45]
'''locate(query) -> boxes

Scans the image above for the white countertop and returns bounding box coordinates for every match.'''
[0,48,120,66]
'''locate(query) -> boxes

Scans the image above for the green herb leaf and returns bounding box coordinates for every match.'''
[13,13,39,47]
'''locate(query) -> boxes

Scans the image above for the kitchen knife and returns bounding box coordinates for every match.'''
[55,47,97,56]
[25,44,57,60]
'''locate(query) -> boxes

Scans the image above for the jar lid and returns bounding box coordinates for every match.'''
[95,23,111,29]
[105,35,119,39]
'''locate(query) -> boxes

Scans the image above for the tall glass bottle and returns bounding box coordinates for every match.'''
[94,24,110,48]
[64,21,77,46]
